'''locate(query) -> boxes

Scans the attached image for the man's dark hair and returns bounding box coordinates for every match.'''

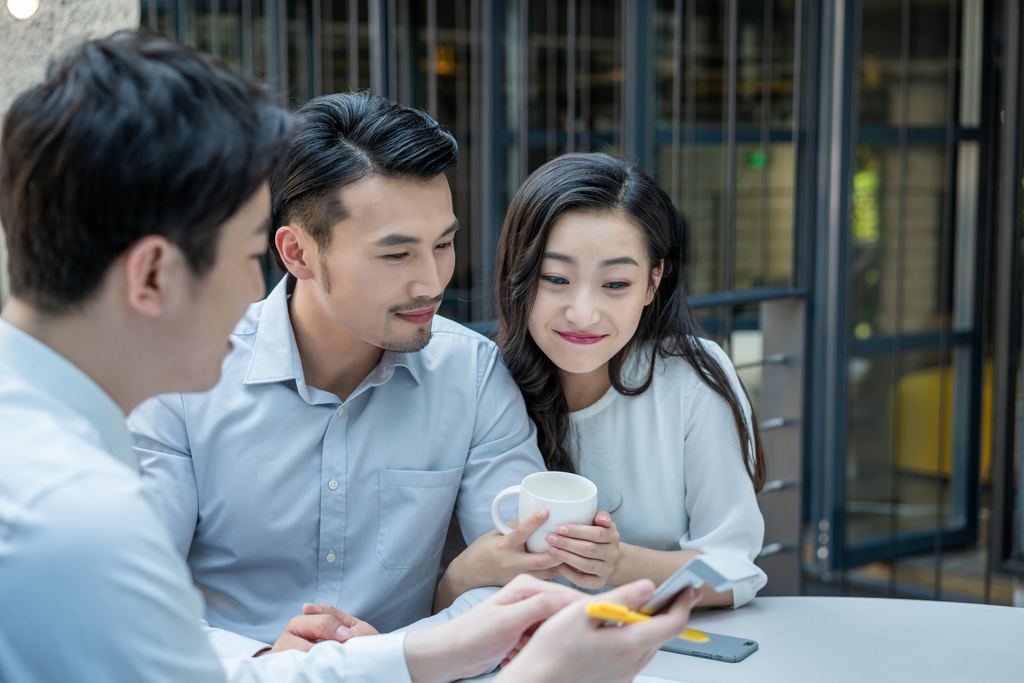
[0,30,292,314]
[271,91,458,270]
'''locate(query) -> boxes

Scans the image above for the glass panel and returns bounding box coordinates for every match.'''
[859,0,952,127]
[733,142,793,289]
[850,144,951,338]
[845,349,968,545]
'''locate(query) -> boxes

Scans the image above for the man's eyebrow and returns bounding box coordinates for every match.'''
[543,252,576,265]
[375,220,460,248]
[375,233,420,247]
[440,220,459,237]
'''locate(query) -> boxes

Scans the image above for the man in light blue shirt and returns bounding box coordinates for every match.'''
[0,30,700,683]
[128,92,564,657]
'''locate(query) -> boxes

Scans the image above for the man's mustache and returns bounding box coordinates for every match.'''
[389,296,443,314]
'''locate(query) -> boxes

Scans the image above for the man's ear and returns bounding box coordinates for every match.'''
[124,235,180,318]
[644,260,664,306]
[275,226,316,281]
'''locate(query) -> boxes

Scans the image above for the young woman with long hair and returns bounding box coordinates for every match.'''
[493,153,768,607]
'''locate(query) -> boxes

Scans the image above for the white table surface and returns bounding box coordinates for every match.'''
[474,596,1024,683]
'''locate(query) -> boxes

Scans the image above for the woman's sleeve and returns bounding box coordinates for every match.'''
[678,341,767,608]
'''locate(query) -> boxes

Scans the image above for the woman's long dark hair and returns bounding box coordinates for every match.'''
[495,153,767,493]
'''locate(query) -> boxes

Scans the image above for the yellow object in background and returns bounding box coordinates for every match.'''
[585,602,711,643]
[894,361,992,482]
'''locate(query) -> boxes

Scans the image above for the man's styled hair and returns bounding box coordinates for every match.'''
[271,91,458,269]
[0,30,292,314]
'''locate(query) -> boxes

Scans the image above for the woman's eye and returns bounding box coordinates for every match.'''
[604,281,631,290]
[436,240,453,250]
[541,275,569,285]
[384,253,408,261]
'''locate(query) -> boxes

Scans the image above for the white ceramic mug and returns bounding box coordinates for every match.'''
[491,471,598,553]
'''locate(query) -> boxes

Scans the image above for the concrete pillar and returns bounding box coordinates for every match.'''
[0,0,140,308]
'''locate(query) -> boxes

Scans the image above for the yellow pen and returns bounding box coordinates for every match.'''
[585,602,711,643]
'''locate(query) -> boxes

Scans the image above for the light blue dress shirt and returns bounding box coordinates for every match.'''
[0,319,412,682]
[128,275,545,650]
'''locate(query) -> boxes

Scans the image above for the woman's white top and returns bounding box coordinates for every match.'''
[569,339,767,608]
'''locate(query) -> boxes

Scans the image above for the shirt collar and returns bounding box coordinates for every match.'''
[243,275,421,390]
[0,318,137,472]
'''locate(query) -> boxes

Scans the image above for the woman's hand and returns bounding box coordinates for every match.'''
[434,510,564,612]
[302,603,379,637]
[545,511,621,590]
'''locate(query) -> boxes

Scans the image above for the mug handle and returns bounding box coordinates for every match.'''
[491,485,522,535]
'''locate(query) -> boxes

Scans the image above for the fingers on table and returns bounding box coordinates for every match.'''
[304,602,359,628]
[288,613,351,642]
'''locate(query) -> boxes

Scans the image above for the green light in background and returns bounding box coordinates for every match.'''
[746,150,769,170]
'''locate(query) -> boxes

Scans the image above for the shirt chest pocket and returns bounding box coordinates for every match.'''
[376,467,463,570]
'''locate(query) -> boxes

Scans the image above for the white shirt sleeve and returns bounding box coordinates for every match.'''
[0,475,227,683]
[203,621,272,660]
[679,342,767,608]
[222,633,411,683]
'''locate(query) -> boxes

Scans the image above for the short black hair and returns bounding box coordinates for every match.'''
[0,30,292,314]
[271,91,458,269]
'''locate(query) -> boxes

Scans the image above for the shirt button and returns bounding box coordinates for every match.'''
[326,552,336,563]
[328,479,339,491]
[336,406,345,417]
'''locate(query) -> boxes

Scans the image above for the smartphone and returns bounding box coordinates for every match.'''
[638,554,759,616]
[659,632,759,663]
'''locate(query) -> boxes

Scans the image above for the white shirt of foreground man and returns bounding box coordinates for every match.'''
[0,320,405,682]
[0,319,701,683]
[128,273,545,655]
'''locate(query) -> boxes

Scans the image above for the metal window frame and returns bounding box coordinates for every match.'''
[989,0,1024,577]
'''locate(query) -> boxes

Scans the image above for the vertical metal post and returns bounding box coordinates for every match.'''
[808,0,858,576]
[613,0,622,155]
[519,0,529,182]
[242,0,254,78]
[724,0,737,340]
[313,0,324,97]
[428,0,438,117]
[547,0,557,158]
[455,0,470,322]
[990,0,1023,578]
[280,0,289,104]
[932,0,961,601]
[671,0,682,208]
[387,0,398,98]
[566,0,576,153]
[790,0,804,290]
[348,0,359,89]
[685,0,696,223]
[176,0,186,42]
[369,0,386,95]
[580,0,590,151]
[758,0,774,286]
[885,0,911,597]
[623,0,651,168]
[324,0,334,94]
[473,0,499,321]
[211,0,221,58]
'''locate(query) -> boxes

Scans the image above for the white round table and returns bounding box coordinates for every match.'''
[637,596,1022,683]
[471,596,1022,682]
